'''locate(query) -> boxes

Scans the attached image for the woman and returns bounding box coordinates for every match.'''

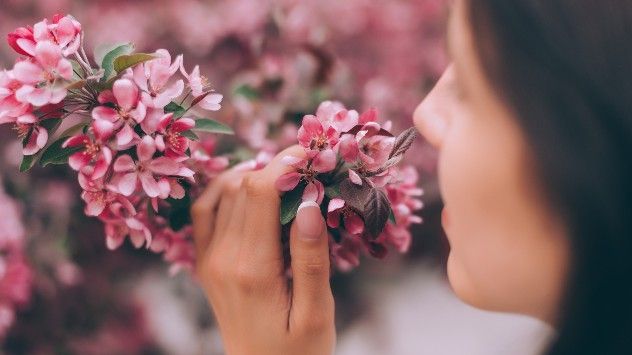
[191,0,632,353]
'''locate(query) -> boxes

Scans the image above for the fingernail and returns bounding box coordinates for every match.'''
[296,201,324,240]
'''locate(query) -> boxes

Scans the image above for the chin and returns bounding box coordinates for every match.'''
[446,251,491,311]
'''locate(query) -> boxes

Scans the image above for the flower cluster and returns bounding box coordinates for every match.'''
[0,183,33,340]
[277,101,423,271]
[1,14,230,274]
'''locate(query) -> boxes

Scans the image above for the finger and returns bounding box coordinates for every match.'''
[213,174,244,239]
[289,201,334,327]
[190,170,241,261]
[238,146,306,271]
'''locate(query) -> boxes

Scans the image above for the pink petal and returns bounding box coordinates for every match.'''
[22,87,51,106]
[92,119,114,141]
[338,134,359,162]
[359,108,378,124]
[344,213,365,235]
[118,172,138,196]
[157,113,174,132]
[169,181,185,199]
[199,93,223,111]
[333,109,359,132]
[171,117,195,132]
[154,134,165,151]
[113,155,136,172]
[12,61,42,84]
[69,151,91,170]
[85,199,106,216]
[34,41,62,69]
[132,65,148,92]
[91,106,119,122]
[116,124,134,147]
[302,114,323,136]
[328,198,346,212]
[153,80,183,108]
[106,234,125,250]
[131,101,146,123]
[312,149,336,172]
[275,172,302,191]
[113,78,139,112]
[147,157,180,175]
[137,135,156,162]
[349,169,363,185]
[139,171,160,198]
[56,58,73,80]
[63,134,88,148]
[302,180,324,204]
[157,178,171,199]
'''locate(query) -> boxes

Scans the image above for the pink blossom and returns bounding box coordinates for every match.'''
[32,15,82,56]
[6,26,35,57]
[112,136,191,198]
[92,78,146,147]
[133,49,184,108]
[315,101,359,132]
[190,140,230,178]
[13,41,72,106]
[338,121,394,171]
[100,197,152,249]
[179,62,223,111]
[13,114,49,155]
[64,120,115,180]
[154,113,194,157]
[0,71,31,124]
[275,156,326,204]
[326,198,364,235]
[297,114,338,171]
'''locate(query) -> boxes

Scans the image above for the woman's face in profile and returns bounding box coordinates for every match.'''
[413,0,569,323]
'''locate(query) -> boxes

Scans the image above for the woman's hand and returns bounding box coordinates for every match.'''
[191,146,336,355]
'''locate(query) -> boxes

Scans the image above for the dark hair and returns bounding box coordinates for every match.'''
[466,0,632,354]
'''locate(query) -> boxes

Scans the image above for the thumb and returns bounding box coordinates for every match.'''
[289,201,333,319]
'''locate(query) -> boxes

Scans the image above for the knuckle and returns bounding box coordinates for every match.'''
[242,172,274,198]
[203,253,226,284]
[190,200,209,221]
[234,263,263,293]
[296,312,334,336]
[295,256,329,276]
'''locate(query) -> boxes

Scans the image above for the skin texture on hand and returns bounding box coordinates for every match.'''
[191,145,336,355]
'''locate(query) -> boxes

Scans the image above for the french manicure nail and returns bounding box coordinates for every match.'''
[296,201,323,240]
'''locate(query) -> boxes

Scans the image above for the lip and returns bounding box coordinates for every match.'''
[441,206,450,231]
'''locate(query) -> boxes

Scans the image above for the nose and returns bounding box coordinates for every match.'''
[413,65,455,149]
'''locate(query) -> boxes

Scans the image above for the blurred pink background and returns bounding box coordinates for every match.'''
[0,1,551,354]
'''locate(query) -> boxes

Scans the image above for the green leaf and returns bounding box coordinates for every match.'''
[388,209,397,224]
[94,42,128,68]
[280,182,307,225]
[19,154,36,172]
[113,53,155,73]
[233,84,260,100]
[164,102,186,118]
[39,117,62,136]
[181,130,199,141]
[39,137,82,167]
[57,121,90,138]
[100,43,134,81]
[194,119,234,135]
[70,60,84,80]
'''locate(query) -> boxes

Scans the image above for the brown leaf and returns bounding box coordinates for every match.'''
[388,127,417,159]
[339,179,372,212]
[363,188,392,237]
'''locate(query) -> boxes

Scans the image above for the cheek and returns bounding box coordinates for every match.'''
[438,111,568,318]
